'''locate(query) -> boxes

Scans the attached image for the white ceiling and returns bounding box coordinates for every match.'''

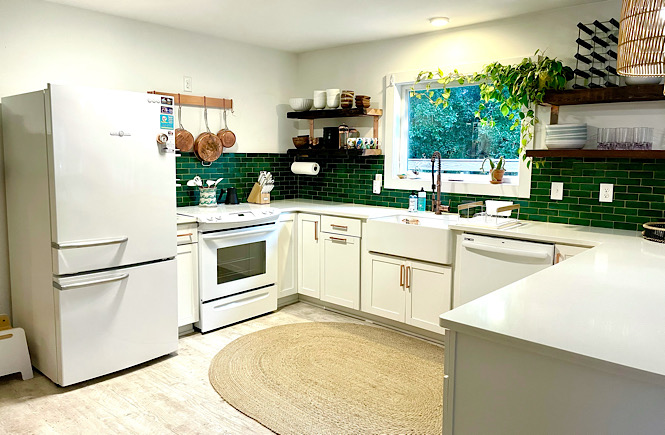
[44,0,602,53]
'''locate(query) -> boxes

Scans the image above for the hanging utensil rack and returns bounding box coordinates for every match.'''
[147,91,233,110]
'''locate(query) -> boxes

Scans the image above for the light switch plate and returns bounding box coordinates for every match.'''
[372,180,381,194]
[551,182,564,201]
[599,183,613,203]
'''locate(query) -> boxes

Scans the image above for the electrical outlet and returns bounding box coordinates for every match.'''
[372,180,381,194]
[183,76,192,92]
[599,183,613,203]
[550,182,564,200]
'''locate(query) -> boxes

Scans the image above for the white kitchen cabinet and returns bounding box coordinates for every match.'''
[554,243,590,264]
[321,233,360,309]
[278,213,297,298]
[362,252,451,334]
[297,213,321,298]
[176,223,199,327]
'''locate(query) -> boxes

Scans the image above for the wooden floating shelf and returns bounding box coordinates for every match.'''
[542,84,665,106]
[541,84,664,125]
[148,91,233,110]
[286,107,383,119]
[287,148,382,157]
[526,149,665,159]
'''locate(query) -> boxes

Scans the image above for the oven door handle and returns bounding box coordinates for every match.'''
[202,227,276,241]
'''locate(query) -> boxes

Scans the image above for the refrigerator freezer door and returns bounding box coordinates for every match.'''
[53,259,177,386]
[47,85,176,275]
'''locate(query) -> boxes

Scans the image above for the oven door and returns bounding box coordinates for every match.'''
[199,223,277,302]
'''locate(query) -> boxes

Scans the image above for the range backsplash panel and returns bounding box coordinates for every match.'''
[176,153,665,232]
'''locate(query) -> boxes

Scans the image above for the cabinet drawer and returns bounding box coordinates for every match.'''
[321,215,361,237]
[198,285,277,332]
[177,223,198,245]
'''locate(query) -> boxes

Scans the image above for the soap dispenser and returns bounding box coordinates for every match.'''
[408,191,417,212]
[417,188,426,212]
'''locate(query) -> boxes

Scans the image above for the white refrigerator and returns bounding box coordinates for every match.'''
[2,84,178,386]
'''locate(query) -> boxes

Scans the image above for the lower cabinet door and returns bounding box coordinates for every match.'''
[406,260,451,334]
[321,234,360,309]
[177,242,199,327]
[361,253,405,322]
[278,216,297,298]
[298,213,321,298]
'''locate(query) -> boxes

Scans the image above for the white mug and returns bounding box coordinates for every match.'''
[326,88,340,108]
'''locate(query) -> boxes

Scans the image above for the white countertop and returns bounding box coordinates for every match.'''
[441,219,665,381]
[269,199,411,219]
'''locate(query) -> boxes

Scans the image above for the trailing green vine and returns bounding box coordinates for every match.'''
[411,50,574,167]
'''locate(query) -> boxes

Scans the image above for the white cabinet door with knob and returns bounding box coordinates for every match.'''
[297,213,321,298]
[321,234,360,309]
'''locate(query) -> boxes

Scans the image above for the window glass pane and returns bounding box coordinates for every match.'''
[408,86,520,176]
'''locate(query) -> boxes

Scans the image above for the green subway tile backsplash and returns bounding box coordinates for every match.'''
[176,153,665,232]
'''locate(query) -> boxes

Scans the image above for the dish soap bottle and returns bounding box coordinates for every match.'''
[417,188,426,212]
[408,191,417,212]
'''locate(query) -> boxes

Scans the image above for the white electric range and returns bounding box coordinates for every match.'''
[177,204,281,332]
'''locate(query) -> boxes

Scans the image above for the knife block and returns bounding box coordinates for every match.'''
[247,183,270,204]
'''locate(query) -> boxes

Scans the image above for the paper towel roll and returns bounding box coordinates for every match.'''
[291,162,320,175]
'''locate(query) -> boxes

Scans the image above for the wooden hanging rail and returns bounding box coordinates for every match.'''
[147,91,233,110]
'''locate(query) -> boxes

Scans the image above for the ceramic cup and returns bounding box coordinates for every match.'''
[199,187,217,207]
[313,90,326,109]
[326,88,340,109]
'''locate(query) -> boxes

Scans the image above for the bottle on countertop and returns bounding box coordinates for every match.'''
[408,191,417,212]
[417,188,426,212]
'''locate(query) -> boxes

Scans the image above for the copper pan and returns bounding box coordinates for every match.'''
[193,97,223,163]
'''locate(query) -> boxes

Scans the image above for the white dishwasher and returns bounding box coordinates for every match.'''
[455,233,554,307]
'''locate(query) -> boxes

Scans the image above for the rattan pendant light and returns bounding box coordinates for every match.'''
[617,0,665,90]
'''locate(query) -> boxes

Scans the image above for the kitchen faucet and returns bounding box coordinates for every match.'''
[430,152,448,214]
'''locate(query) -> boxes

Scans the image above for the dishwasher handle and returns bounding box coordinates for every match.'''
[462,239,551,260]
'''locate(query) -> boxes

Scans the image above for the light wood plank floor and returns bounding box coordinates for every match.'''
[0,302,365,435]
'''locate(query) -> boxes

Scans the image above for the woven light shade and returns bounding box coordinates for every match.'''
[617,0,665,78]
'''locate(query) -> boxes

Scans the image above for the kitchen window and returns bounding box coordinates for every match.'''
[383,67,532,198]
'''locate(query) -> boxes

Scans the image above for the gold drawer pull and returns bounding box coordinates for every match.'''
[331,224,348,230]
[330,237,347,243]
[177,233,193,237]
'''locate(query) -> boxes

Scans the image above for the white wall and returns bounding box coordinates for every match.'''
[0,0,298,317]
[294,0,665,149]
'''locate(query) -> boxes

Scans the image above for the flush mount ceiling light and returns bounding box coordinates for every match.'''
[429,17,450,27]
[617,0,665,91]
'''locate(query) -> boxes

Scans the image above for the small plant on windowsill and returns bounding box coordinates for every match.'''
[411,50,574,168]
[480,156,506,184]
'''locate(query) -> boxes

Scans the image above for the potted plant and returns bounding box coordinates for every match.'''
[480,156,506,184]
[412,50,574,167]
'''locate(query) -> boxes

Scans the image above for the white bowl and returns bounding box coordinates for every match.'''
[625,76,662,85]
[289,98,313,112]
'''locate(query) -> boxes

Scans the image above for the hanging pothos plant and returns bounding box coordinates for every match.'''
[411,50,574,167]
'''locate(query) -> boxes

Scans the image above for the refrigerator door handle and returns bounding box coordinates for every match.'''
[462,240,550,260]
[52,236,129,249]
[54,273,129,291]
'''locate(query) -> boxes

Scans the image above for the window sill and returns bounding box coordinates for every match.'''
[384,175,528,198]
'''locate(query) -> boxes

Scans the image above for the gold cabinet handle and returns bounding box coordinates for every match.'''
[331,224,348,230]
[314,221,318,242]
[400,264,405,287]
[406,266,411,289]
[330,237,347,243]
[177,233,193,237]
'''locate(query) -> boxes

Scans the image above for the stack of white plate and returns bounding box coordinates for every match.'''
[545,124,587,149]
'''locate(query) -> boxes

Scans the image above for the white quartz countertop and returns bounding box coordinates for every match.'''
[269,199,410,219]
[441,219,665,381]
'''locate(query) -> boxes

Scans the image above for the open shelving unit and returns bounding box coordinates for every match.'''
[526,149,665,159]
[286,148,382,157]
[287,107,383,140]
[541,84,664,124]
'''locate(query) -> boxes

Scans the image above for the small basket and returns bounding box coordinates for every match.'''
[642,222,665,243]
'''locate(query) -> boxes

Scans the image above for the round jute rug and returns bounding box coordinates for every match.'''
[209,322,444,435]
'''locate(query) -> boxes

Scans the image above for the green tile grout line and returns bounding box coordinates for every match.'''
[176,153,665,232]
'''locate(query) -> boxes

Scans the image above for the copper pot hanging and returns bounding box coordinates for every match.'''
[174,94,194,152]
[194,97,223,163]
[217,107,236,148]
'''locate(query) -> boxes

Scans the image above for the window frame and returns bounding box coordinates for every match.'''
[383,64,532,198]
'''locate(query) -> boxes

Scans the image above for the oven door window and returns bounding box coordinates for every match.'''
[216,241,266,285]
